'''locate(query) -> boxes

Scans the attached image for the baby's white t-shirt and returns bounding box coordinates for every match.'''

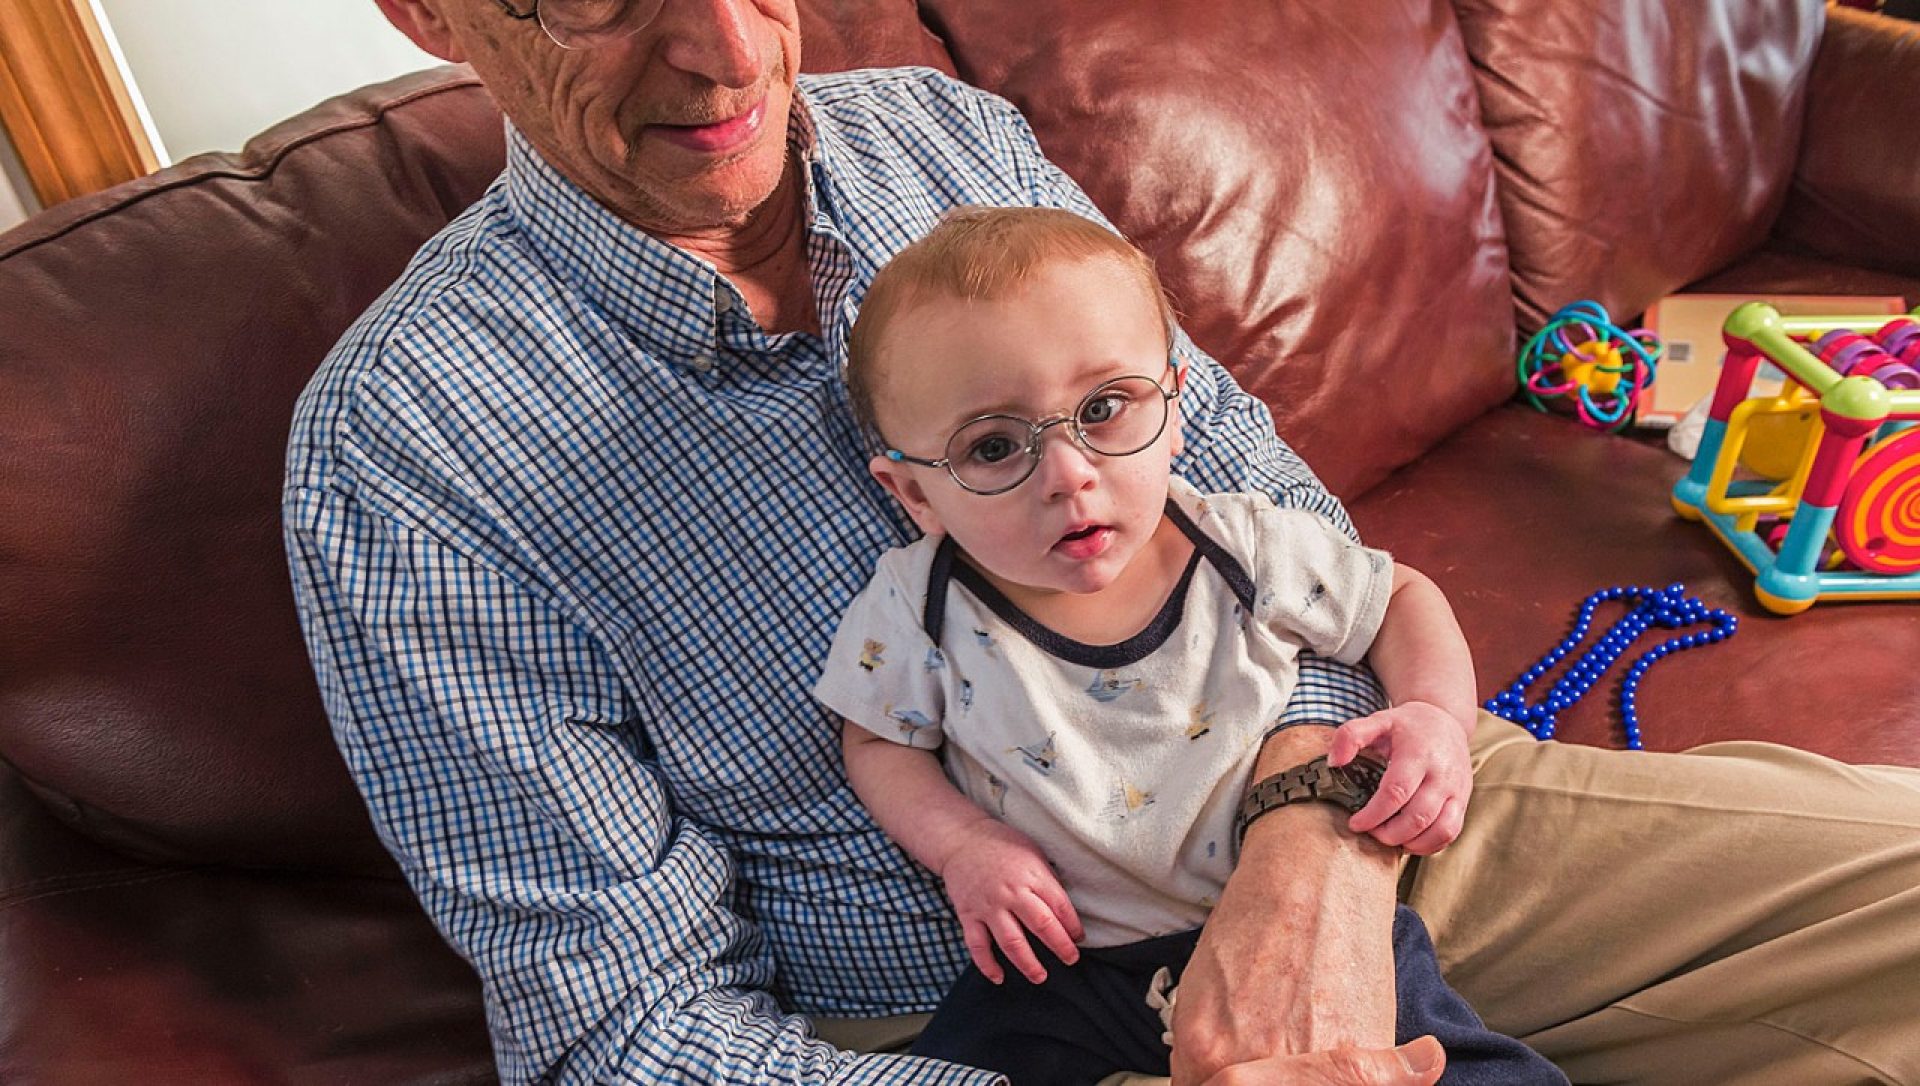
[814,477,1393,947]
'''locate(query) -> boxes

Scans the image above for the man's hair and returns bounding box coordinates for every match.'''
[846,205,1178,442]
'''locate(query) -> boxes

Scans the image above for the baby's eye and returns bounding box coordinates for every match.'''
[967,434,1022,464]
[1079,392,1130,426]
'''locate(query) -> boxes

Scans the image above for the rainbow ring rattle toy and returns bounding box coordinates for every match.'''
[1517,301,1664,432]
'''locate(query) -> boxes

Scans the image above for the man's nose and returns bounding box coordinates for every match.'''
[656,0,765,88]
[1036,427,1099,500]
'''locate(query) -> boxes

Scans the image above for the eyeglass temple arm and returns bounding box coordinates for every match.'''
[883,449,947,468]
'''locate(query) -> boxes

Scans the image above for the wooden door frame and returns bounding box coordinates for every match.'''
[0,0,159,209]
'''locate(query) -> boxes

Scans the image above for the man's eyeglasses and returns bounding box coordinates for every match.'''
[883,362,1182,497]
[492,0,666,50]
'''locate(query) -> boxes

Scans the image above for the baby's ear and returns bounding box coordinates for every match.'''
[869,455,946,537]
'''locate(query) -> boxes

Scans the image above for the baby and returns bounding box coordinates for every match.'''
[814,206,1562,1084]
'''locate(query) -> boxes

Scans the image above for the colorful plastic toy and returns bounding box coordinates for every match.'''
[1517,301,1664,431]
[1671,302,1920,614]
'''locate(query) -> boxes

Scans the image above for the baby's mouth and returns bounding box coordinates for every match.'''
[1053,524,1113,560]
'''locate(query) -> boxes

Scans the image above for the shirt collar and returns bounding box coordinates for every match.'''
[500,84,841,366]
[789,86,846,231]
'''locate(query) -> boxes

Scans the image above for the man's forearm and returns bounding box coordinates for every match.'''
[1168,724,1399,1080]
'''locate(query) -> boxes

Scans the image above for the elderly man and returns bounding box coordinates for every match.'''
[285,1,1920,1084]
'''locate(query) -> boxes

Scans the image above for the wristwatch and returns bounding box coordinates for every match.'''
[1233,754,1387,848]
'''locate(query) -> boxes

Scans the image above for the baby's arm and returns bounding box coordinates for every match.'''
[1328,564,1477,855]
[841,722,1084,983]
[1363,564,1477,735]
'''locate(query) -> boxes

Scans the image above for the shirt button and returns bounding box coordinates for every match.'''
[690,351,716,372]
[714,288,734,314]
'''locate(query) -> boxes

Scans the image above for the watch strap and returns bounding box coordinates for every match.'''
[1234,753,1387,849]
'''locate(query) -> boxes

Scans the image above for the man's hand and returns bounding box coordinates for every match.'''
[1201,1036,1445,1086]
[939,818,1084,984]
[1329,701,1472,856]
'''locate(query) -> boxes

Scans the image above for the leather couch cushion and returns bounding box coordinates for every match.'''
[796,0,957,74]
[1454,0,1828,330]
[922,0,1517,498]
[0,764,492,1082]
[1688,241,1920,306]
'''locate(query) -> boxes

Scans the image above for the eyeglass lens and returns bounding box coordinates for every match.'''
[539,0,666,48]
[944,375,1170,493]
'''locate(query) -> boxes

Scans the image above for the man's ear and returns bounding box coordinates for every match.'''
[869,456,946,538]
[374,0,466,61]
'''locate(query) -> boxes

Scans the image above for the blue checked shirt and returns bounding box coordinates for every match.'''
[284,67,1386,1085]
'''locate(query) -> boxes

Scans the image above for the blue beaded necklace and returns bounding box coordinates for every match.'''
[1483,583,1737,749]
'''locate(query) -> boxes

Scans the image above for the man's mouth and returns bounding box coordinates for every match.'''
[651,92,769,154]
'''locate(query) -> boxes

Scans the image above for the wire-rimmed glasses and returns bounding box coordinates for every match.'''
[883,364,1181,496]
[492,0,667,49]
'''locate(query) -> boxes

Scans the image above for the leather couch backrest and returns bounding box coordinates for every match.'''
[1772,5,1920,278]
[1453,0,1827,328]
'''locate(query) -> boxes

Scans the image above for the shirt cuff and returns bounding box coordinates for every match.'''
[1273,653,1387,730]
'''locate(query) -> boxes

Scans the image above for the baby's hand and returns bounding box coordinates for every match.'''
[1329,702,1472,856]
[939,818,1085,984]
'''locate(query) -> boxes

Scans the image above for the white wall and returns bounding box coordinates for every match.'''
[97,0,440,163]
[0,127,36,232]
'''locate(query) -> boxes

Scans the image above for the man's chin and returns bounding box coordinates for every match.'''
[686,173,787,232]
[620,139,790,234]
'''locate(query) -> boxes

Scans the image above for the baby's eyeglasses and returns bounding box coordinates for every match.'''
[883,362,1182,496]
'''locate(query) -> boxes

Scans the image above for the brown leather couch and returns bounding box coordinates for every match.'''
[3,1,1916,1081]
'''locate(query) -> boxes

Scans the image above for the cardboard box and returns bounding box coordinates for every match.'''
[1637,293,1910,428]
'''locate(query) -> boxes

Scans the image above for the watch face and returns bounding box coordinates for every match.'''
[1331,755,1386,811]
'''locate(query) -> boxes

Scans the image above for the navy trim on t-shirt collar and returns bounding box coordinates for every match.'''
[921,496,1256,669]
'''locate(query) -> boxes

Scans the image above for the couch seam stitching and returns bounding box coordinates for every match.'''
[0,868,194,910]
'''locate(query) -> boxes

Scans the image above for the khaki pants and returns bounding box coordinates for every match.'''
[819,713,1920,1084]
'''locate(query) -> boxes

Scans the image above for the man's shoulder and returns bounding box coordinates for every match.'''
[797,67,1050,224]
[287,191,531,489]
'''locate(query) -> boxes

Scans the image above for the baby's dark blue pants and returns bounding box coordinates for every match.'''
[911,904,1565,1085]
